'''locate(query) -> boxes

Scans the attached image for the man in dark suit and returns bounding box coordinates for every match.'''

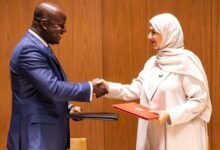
[7,2,108,150]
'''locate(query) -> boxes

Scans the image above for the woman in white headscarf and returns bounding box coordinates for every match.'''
[103,13,211,150]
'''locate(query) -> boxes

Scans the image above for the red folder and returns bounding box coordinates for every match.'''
[112,102,159,120]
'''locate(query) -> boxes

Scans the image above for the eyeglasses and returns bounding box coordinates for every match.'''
[50,23,65,30]
[34,17,66,30]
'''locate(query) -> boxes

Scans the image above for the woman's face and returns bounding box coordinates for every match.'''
[148,25,162,50]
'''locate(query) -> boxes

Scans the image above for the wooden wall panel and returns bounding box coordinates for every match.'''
[0,0,39,148]
[0,0,219,150]
[102,0,148,150]
[49,0,104,150]
[211,0,220,149]
[0,1,11,148]
[56,1,104,150]
[102,0,213,150]
[0,0,104,150]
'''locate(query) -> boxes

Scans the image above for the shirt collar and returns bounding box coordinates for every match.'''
[28,29,48,47]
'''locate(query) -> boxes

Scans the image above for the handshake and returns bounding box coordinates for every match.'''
[69,79,109,121]
[91,79,109,98]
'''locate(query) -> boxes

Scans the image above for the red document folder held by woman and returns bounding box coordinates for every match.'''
[112,102,159,120]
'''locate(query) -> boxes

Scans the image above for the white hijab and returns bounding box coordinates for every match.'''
[149,13,212,122]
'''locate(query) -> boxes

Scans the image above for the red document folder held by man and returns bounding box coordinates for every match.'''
[112,102,159,120]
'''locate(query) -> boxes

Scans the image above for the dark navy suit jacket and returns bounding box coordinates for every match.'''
[7,31,91,150]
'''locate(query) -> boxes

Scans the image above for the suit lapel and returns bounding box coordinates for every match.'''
[143,67,171,100]
[46,47,68,81]
[26,32,68,81]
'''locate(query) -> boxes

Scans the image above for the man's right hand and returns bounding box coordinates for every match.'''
[91,78,109,98]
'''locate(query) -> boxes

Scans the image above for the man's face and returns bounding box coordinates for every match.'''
[45,12,66,44]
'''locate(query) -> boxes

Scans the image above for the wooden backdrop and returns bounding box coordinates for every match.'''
[0,0,219,150]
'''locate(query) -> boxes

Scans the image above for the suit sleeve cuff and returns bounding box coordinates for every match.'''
[89,82,93,101]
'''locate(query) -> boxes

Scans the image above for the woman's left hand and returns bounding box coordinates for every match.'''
[150,110,171,125]
[158,111,171,125]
